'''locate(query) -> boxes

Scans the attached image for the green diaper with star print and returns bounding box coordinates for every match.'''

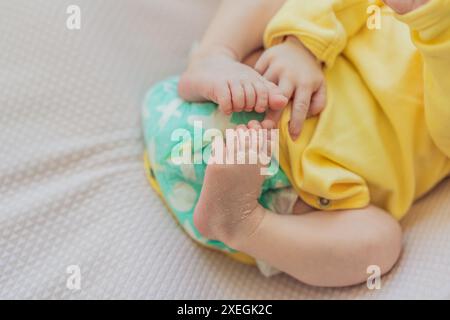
[142,77,297,256]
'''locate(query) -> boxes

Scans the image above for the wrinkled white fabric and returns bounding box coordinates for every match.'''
[0,0,449,299]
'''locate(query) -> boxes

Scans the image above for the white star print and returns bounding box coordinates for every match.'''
[156,98,183,128]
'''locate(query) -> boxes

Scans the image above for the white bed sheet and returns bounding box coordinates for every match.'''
[0,0,449,299]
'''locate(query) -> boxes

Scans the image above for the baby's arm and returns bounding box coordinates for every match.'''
[198,0,285,62]
[387,0,450,158]
[179,0,288,116]
[263,0,370,67]
[256,0,370,138]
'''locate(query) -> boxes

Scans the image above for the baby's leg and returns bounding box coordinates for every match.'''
[236,205,402,287]
[194,121,402,287]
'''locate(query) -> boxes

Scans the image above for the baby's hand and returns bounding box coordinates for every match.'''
[255,36,326,140]
[178,48,288,115]
[383,0,429,14]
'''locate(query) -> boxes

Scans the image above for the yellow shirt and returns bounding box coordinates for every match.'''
[264,0,450,219]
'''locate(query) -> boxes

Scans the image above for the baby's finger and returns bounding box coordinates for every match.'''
[290,87,313,140]
[262,65,278,83]
[309,82,327,116]
[278,77,295,101]
[254,52,271,75]
[230,81,246,112]
[243,82,256,112]
[253,81,269,113]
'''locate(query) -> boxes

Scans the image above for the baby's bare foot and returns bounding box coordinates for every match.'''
[178,49,288,115]
[193,120,273,246]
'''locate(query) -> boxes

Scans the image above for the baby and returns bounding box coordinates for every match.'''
[143,0,450,287]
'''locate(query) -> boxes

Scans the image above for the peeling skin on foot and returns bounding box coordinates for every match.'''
[193,123,272,243]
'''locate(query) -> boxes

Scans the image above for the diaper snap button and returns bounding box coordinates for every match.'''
[318,197,331,208]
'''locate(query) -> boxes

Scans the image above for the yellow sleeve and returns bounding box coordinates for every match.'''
[397,0,450,158]
[264,0,376,67]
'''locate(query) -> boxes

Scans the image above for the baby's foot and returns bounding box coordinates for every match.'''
[383,0,429,14]
[178,49,288,115]
[193,120,272,246]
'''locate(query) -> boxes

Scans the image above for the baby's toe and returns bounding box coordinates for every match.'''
[261,119,276,130]
[247,120,262,130]
[253,81,269,113]
[243,82,256,112]
[235,124,248,131]
[216,83,233,115]
[230,81,245,112]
